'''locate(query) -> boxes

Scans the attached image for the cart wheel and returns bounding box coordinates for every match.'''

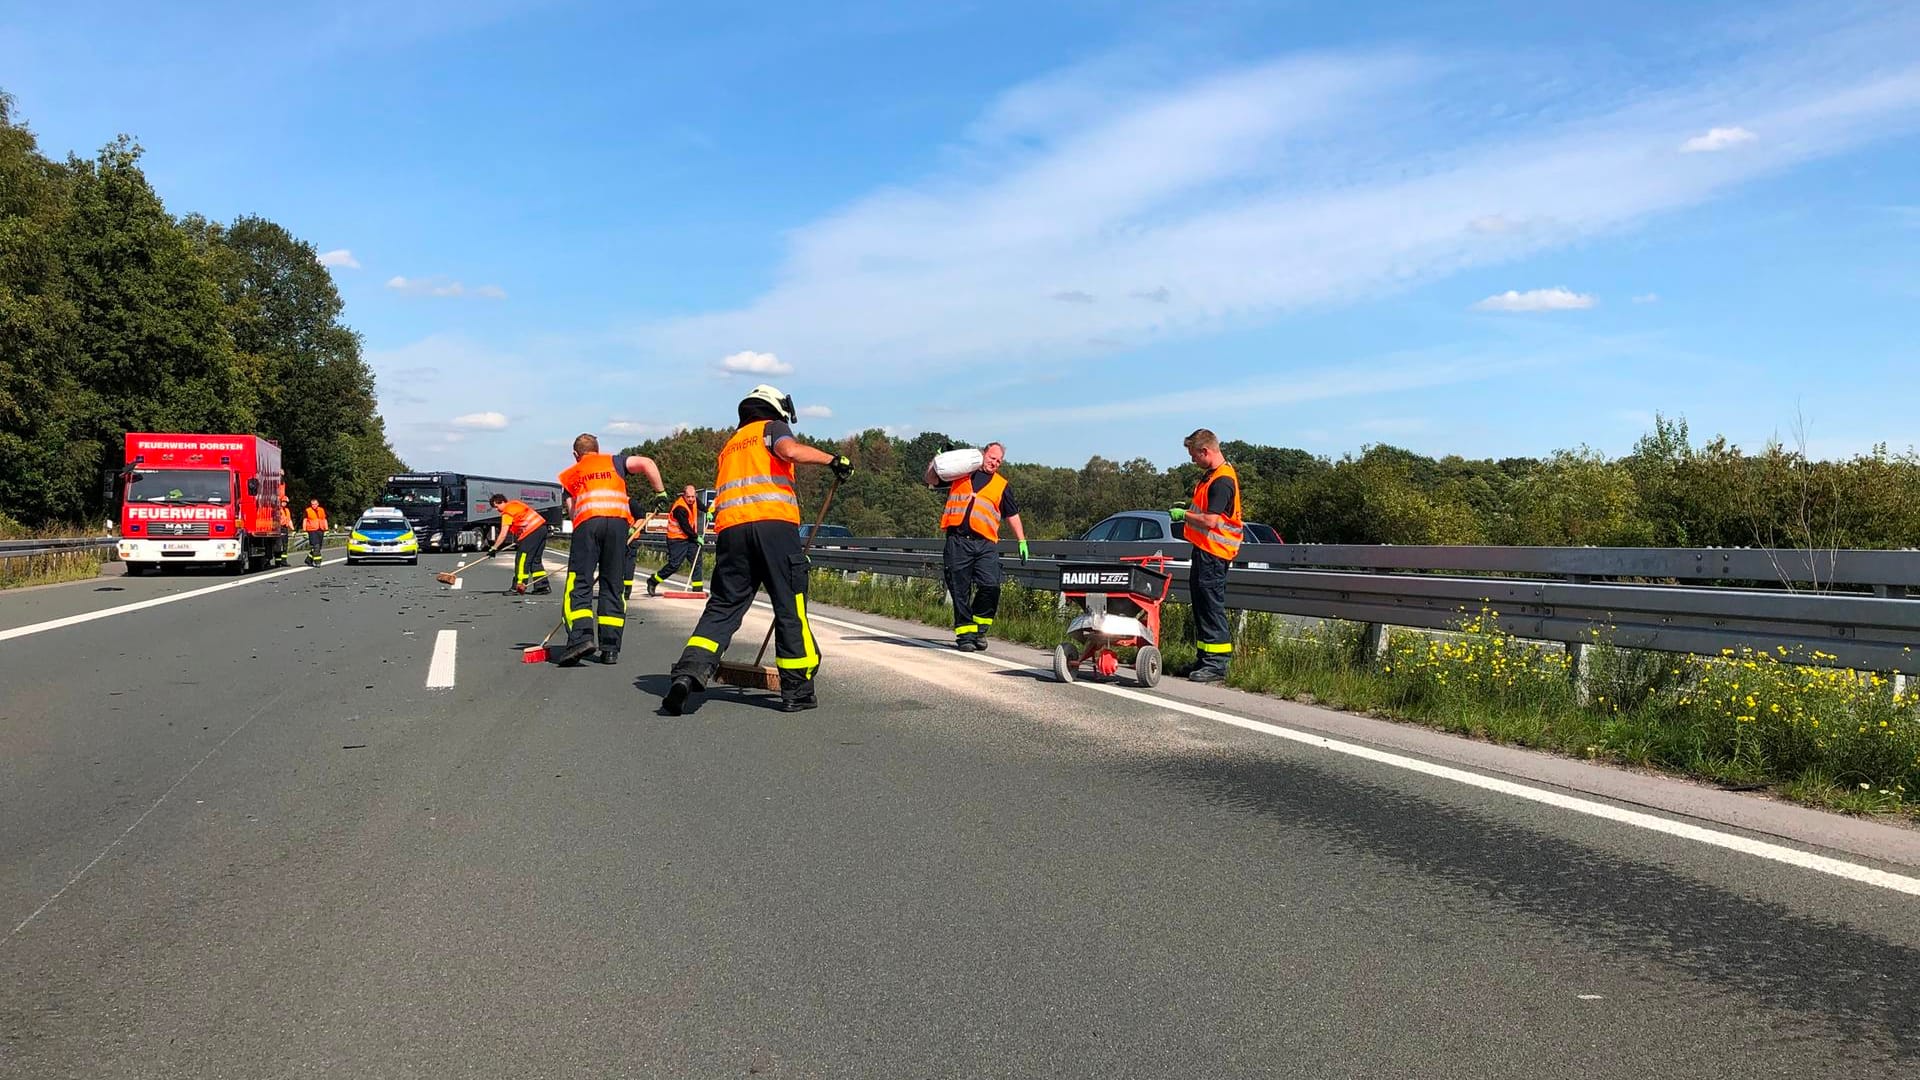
[1052,644,1078,684]
[1134,645,1162,688]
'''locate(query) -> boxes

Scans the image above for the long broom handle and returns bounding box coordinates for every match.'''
[751,473,842,667]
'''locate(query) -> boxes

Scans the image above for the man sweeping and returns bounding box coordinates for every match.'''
[662,385,852,715]
[553,435,667,667]
[486,493,551,595]
[642,485,706,597]
[924,441,1028,651]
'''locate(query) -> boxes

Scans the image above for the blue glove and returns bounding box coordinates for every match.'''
[1167,507,1187,523]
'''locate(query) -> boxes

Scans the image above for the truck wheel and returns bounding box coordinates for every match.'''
[125,562,153,577]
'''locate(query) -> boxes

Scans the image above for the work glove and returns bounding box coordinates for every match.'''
[830,454,855,480]
[1018,540,1030,563]
[652,489,671,509]
[1167,507,1187,523]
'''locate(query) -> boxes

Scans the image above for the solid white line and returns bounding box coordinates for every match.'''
[793,606,1920,897]
[6,692,285,944]
[450,577,463,590]
[0,558,348,644]
[426,629,458,688]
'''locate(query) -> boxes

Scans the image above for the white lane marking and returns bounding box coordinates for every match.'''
[789,606,1920,897]
[426,629,458,688]
[6,692,286,944]
[450,577,463,590]
[0,558,348,644]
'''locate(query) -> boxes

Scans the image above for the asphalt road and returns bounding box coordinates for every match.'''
[3,552,1917,1078]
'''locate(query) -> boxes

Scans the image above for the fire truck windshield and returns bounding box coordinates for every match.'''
[381,485,443,507]
[127,469,230,505]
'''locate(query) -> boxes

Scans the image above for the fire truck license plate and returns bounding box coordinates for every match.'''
[162,543,191,551]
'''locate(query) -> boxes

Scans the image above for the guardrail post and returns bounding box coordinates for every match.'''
[1872,585,1910,697]
[1566,642,1593,705]
[1362,622,1390,665]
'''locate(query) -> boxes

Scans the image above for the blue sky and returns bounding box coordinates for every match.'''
[4,0,1917,476]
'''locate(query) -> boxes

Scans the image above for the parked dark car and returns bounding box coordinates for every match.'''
[1078,511,1282,566]
[799,524,852,542]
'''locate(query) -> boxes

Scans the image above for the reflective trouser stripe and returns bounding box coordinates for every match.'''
[564,572,591,625]
[1197,641,1234,653]
[687,636,719,653]
[974,616,993,625]
[599,615,624,627]
[516,552,529,584]
[955,623,979,635]
[776,594,820,671]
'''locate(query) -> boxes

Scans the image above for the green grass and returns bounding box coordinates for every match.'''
[796,570,1920,821]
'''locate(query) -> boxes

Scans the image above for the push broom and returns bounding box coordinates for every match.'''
[712,475,841,692]
[434,552,496,586]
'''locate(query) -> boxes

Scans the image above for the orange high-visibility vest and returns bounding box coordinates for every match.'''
[666,494,698,541]
[559,453,634,526]
[278,506,293,530]
[1183,463,1243,560]
[303,506,328,531]
[712,421,799,533]
[940,472,1008,541]
[499,499,545,538]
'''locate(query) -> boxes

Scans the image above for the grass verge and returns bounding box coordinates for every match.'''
[0,518,112,590]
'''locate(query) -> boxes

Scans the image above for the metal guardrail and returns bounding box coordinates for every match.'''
[0,536,117,560]
[635,535,1920,674]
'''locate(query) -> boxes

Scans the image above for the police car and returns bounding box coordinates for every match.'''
[347,507,420,565]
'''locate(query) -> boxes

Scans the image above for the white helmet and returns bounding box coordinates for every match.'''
[741,383,797,424]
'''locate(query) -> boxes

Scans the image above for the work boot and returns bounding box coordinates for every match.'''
[779,671,818,713]
[969,637,989,652]
[1187,666,1227,684]
[529,580,551,595]
[955,638,972,651]
[594,648,619,666]
[554,638,598,667]
[645,577,659,597]
[662,674,698,715]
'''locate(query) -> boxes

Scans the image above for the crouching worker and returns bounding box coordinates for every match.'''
[487,493,551,595]
[663,384,852,714]
[554,435,667,667]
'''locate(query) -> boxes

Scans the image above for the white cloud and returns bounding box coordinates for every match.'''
[317,249,360,269]
[1632,292,1661,304]
[1680,126,1758,153]
[798,404,834,419]
[1472,287,1596,313]
[716,350,793,376]
[450,411,509,430]
[637,20,1920,378]
[386,276,507,299]
[604,420,691,437]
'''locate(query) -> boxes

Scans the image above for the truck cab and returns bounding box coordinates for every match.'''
[117,433,288,575]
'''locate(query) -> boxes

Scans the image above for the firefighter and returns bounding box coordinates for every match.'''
[273,501,294,566]
[486,493,551,595]
[301,499,328,566]
[643,485,706,597]
[1170,428,1243,682]
[663,384,853,715]
[924,441,1028,650]
[554,434,667,667]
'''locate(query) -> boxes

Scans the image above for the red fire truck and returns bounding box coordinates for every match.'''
[115,433,290,575]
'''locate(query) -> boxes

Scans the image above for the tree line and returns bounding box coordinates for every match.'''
[0,92,404,529]
[620,415,1920,549]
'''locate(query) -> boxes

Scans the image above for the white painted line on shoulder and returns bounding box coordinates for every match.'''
[0,558,347,644]
[450,577,463,590]
[795,606,1920,897]
[426,629,458,688]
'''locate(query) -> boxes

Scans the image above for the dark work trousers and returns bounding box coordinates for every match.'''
[943,530,1003,643]
[564,516,630,654]
[671,520,819,703]
[513,524,549,590]
[649,539,705,592]
[623,535,643,599]
[1189,548,1232,673]
[305,529,325,563]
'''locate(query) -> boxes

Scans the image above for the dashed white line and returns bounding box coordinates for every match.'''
[0,558,349,644]
[426,629,458,688]
[791,605,1920,897]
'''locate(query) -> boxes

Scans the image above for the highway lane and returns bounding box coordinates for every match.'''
[2,554,1917,1078]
